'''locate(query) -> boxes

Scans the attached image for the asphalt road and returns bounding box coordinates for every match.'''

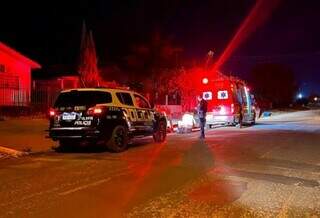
[0,110,320,218]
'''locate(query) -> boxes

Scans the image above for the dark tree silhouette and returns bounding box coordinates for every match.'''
[124,31,182,79]
[249,63,297,107]
[124,31,183,102]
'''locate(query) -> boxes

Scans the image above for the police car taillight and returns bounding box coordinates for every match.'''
[231,104,235,113]
[49,108,56,117]
[87,106,104,115]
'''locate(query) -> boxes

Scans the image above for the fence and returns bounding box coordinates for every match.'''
[31,87,61,113]
[0,84,61,117]
[0,84,183,117]
[0,87,29,107]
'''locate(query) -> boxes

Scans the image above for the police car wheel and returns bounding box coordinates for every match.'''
[107,125,128,152]
[56,139,73,152]
[153,120,167,142]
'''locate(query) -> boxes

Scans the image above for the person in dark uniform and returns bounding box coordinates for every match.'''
[237,102,243,128]
[197,95,208,139]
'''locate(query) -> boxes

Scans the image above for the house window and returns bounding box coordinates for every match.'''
[0,64,5,73]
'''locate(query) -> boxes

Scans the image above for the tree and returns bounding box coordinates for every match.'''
[78,22,101,87]
[249,63,297,107]
[124,31,183,100]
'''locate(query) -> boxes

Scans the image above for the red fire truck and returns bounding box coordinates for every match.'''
[200,74,256,127]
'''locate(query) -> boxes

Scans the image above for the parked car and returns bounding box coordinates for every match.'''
[48,88,167,152]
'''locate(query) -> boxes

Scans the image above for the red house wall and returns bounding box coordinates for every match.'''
[0,48,32,106]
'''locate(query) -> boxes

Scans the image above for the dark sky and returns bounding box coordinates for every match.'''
[1,0,320,94]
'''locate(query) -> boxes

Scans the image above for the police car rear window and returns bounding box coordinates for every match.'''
[54,91,112,107]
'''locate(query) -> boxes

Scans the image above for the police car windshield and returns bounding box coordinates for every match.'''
[54,91,112,107]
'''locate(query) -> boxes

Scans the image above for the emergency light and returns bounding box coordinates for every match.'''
[202,78,209,84]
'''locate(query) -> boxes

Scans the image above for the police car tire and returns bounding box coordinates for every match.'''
[107,125,128,152]
[153,120,167,143]
[57,140,73,152]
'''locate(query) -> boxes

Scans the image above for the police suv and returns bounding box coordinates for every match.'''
[48,88,167,152]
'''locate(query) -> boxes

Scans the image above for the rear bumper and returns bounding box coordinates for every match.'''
[49,127,101,140]
[205,113,236,125]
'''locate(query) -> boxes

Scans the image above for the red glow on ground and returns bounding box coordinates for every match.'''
[211,0,281,73]
[120,142,167,207]
[188,180,247,204]
[134,143,165,178]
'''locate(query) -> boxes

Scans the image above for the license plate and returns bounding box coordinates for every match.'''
[62,113,76,121]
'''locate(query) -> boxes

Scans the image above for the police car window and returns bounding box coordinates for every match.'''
[134,95,150,109]
[54,91,112,107]
[116,93,134,106]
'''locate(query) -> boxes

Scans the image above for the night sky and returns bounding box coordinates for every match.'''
[1,0,319,95]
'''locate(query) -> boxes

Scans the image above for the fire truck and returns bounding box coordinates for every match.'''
[200,74,256,127]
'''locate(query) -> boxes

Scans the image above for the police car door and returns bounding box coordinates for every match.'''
[133,94,154,133]
[115,92,138,131]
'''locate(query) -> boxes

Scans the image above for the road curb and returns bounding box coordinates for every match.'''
[0,146,29,158]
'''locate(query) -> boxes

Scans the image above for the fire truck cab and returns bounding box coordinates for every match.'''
[201,76,256,127]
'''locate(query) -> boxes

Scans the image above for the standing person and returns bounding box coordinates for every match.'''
[197,95,208,139]
[237,102,243,128]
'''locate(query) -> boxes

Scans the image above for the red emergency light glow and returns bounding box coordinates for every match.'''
[120,142,166,208]
[211,0,281,73]
[202,78,209,84]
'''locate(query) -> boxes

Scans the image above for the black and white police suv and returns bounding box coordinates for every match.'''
[48,88,167,152]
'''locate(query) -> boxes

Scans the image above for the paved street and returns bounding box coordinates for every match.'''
[0,110,320,217]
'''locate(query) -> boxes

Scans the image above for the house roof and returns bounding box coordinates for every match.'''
[0,42,41,69]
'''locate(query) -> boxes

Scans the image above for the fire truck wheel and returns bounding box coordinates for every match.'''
[106,125,128,152]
